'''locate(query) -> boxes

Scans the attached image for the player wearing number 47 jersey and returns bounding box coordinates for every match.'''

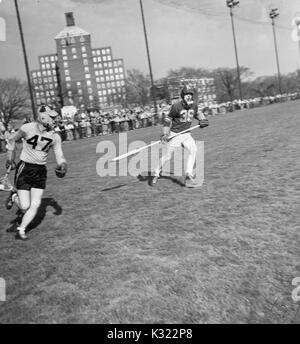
[151,87,209,188]
[5,105,68,240]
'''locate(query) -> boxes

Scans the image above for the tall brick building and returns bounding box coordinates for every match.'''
[31,12,126,109]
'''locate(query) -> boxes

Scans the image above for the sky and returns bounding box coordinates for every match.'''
[0,0,300,81]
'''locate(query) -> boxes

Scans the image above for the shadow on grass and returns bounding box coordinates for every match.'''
[137,172,185,187]
[6,197,63,233]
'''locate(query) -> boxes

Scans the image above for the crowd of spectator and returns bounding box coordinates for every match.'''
[1,92,300,152]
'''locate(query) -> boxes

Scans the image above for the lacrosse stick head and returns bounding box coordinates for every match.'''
[0,167,14,192]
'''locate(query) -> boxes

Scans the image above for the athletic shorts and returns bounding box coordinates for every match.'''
[14,161,47,190]
[168,132,195,148]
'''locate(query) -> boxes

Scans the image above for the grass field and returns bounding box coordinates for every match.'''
[0,101,299,324]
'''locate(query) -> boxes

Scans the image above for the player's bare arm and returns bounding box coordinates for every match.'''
[6,129,26,169]
[52,133,68,178]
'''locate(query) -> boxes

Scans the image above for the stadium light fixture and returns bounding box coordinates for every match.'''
[269,8,282,94]
[226,0,243,100]
[139,0,158,115]
[14,0,37,119]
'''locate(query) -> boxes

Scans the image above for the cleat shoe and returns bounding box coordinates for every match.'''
[150,175,159,186]
[15,228,28,241]
[5,191,17,210]
[185,174,201,188]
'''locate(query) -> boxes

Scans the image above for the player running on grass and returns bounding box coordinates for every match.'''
[151,87,209,188]
[5,105,68,240]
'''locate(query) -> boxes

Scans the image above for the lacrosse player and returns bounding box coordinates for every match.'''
[151,87,209,188]
[5,105,68,240]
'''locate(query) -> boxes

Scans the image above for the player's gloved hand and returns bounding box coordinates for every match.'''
[55,162,68,178]
[199,119,209,128]
[6,160,16,171]
[160,134,170,143]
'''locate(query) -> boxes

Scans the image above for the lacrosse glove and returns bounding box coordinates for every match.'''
[160,134,170,143]
[55,162,68,178]
[6,160,16,170]
[199,119,209,128]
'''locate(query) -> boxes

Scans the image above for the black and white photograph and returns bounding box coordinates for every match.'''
[0,0,300,327]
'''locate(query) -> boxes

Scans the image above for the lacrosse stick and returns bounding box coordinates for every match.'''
[111,124,201,162]
[0,165,14,192]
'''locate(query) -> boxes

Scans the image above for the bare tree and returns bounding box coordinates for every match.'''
[0,78,31,127]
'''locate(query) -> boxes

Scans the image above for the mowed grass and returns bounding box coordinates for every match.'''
[0,101,300,324]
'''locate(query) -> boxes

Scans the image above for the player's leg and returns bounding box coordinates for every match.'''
[182,136,199,187]
[17,188,44,240]
[152,144,175,185]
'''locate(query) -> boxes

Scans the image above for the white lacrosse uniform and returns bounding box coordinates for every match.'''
[8,122,66,190]
[8,122,65,166]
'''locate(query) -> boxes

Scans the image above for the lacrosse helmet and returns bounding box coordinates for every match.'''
[37,105,58,131]
[180,86,194,106]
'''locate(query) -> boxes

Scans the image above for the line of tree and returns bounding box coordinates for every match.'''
[1,67,300,125]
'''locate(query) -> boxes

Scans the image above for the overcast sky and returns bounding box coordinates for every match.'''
[0,0,300,80]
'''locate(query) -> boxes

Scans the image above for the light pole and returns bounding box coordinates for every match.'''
[139,0,158,115]
[295,19,300,79]
[269,8,282,95]
[14,0,36,119]
[226,0,243,101]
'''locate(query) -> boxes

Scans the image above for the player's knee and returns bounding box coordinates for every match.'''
[30,199,41,210]
[19,202,30,212]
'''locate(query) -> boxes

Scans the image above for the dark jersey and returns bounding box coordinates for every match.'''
[168,100,199,133]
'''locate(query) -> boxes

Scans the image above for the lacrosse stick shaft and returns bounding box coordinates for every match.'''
[111,124,200,162]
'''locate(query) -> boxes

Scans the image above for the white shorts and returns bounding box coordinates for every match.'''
[168,132,194,148]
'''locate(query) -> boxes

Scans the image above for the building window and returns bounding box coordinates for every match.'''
[62,49,67,55]
[85,74,91,79]
[78,89,83,95]
[66,83,71,89]
[73,55,77,59]
[47,71,52,76]
[45,56,49,62]
[102,49,106,54]
[97,57,102,62]
[84,67,89,73]
[66,76,71,81]
[76,81,81,87]
[41,64,46,70]
[82,53,87,58]
[51,63,56,69]
[71,47,77,54]
[80,36,85,42]
[88,88,93,94]
[89,95,94,100]
[86,80,91,86]
[95,71,99,76]
[65,69,70,76]
[96,77,100,82]
[107,55,111,61]
[68,91,72,96]
[63,56,68,61]
[103,56,107,62]
[64,62,68,68]
[97,49,100,55]
[71,38,76,44]
[61,39,66,45]
[81,46,86,53]
[51,56,55,62]
[83,59,88,65]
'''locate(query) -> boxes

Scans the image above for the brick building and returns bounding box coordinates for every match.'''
[167,77,217,107]
[31,12,126,110]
